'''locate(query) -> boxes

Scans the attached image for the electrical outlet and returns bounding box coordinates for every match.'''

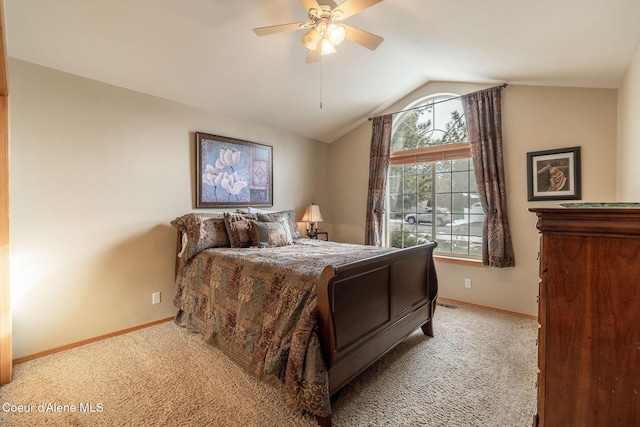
[152,292,161,304]
[464,278,472,289]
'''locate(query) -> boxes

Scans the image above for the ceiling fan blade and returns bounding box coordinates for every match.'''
[253,21,313,36]
[306,46,321,63]
[334,0,383,19]
[343,24,384,50]
[299,0,321,12]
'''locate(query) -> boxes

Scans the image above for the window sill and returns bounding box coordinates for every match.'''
[434,255,486,268]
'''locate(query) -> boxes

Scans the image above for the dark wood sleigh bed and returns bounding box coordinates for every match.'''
[171,212,438,426]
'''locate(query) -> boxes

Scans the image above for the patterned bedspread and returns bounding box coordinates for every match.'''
[173,238,395,417]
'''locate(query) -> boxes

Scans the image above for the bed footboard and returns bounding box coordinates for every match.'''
[316,241,438,396]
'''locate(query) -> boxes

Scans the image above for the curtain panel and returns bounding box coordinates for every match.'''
[364,114,393,246]
[461,85,515,267]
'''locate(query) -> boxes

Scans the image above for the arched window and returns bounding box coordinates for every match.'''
[386,94,482,258]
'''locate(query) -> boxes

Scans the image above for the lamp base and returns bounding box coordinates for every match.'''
[306,222,318,236]
[306,230,328,241]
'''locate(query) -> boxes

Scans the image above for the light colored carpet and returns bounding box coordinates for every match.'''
[0,304,537,426]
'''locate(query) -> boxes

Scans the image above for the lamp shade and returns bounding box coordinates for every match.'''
[301,204,324,223]
[301,27,319,50]
[326,23,346,46]
[320,37,337,55]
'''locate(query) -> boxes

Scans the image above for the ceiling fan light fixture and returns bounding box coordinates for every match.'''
[320,37,337,55]
[326,23,346,46]
[301,27,320,50]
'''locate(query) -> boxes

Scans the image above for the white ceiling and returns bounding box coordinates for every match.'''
[5,0,640,143]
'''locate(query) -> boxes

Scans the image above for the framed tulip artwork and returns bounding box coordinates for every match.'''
[195,132,273,208]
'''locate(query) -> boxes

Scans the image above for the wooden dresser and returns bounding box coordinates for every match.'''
[530,207,640,427]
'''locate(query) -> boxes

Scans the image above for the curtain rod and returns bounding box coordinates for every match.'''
[368,83,508,121]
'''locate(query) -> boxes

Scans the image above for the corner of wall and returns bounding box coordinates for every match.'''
[617,43,640,201]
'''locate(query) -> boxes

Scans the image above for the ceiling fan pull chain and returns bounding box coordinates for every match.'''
[320,58,323,109]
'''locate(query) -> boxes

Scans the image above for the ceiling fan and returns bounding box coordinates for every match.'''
[253,0,384,63]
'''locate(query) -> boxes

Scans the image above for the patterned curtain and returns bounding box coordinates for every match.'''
[364,114,393,246]
[461,86,515,267]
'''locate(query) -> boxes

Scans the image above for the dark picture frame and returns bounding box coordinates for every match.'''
[527,146,581,201]
[195,132,273,208]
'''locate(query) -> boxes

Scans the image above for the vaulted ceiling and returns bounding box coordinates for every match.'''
[6,0,640,142]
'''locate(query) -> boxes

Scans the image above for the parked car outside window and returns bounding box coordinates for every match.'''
[404,208,451,226]
[465,202,485,223]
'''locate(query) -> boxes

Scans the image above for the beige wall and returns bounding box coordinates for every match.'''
[9,59,330,358]
[329,82,618,317]
[617,45,640,200]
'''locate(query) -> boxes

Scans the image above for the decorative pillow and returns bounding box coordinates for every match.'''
[251,220,292,248]
[223,212,256,248]
[170,213,230,261]
[236,207,273,215]
[257,210,301,239]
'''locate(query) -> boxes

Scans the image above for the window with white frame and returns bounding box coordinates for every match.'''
[386,94,483,258]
